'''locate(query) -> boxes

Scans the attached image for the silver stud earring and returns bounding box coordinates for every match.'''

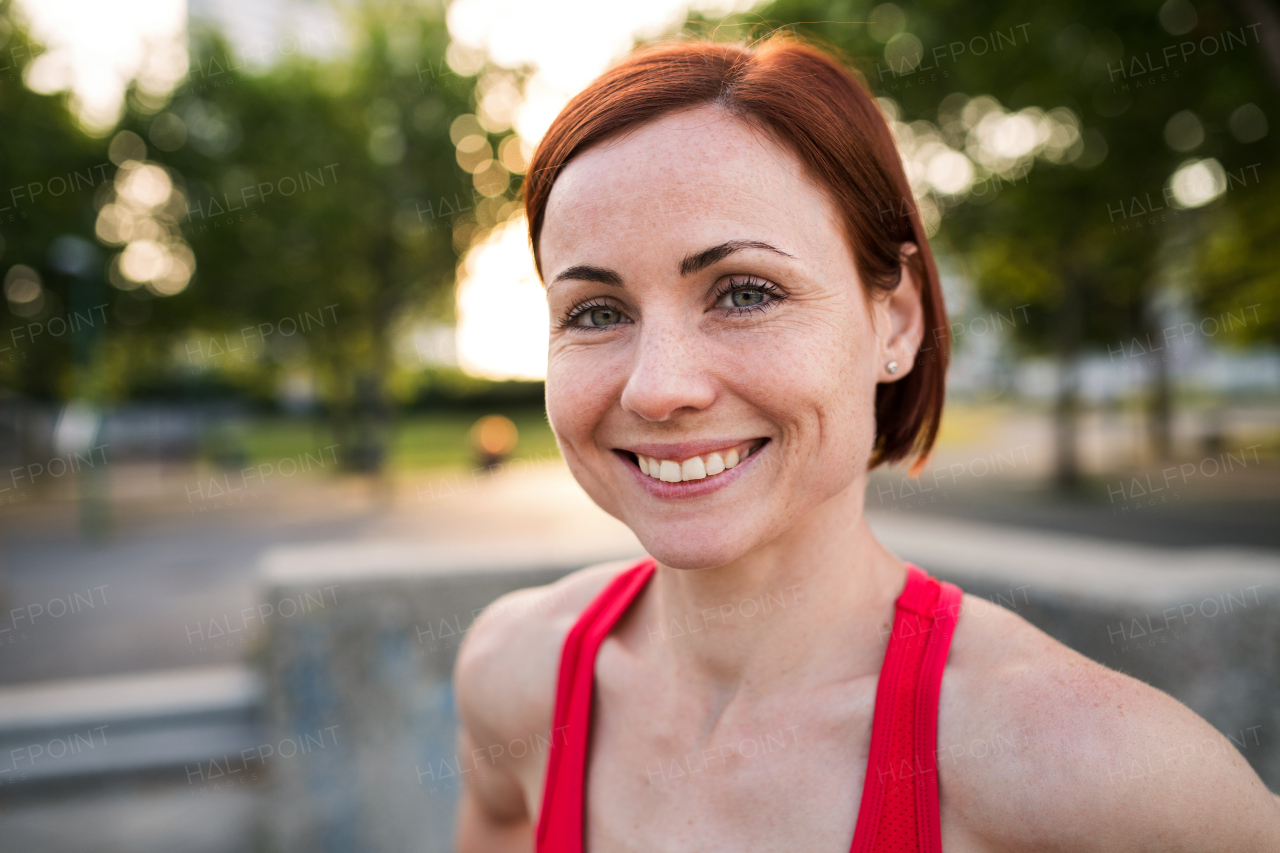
[886,360,899,375]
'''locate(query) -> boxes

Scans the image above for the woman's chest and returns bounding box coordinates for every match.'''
[582,675,878,853]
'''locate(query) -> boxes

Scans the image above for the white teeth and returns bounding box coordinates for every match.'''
[636,445,758,483]
[680,457,707,481]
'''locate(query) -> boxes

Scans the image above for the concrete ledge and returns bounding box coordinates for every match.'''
[259,539,642,853]
[0,666,263,785]
[258,524,1280,853]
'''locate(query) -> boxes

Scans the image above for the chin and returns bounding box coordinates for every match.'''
[629,520,758,571]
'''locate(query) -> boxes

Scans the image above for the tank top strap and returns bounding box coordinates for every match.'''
[536,556,656,853]
[850,563,963,853]
[535,559,962,853]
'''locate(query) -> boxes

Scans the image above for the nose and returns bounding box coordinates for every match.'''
[620,321,718,422]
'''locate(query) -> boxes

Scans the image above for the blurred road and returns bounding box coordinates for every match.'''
[1,448,1276,686]
[0,446,1277,853]
[0,461,638,684]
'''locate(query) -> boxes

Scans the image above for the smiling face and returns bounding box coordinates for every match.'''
[539,105,921,570]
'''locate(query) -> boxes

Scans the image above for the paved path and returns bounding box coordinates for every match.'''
[0,457,1276,685]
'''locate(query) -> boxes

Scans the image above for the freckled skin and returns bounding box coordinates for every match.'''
[540,107,912,571]
[452,106,1280,853]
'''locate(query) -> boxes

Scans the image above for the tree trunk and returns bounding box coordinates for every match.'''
[1054,354,1081,490]
[1148,333,1173,461]
[1053,273,1085,490]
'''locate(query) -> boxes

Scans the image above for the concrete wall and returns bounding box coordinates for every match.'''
[257,526,1280,853]
[258,542,643,853]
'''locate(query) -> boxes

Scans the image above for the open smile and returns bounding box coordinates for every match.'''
[613,438,770,497]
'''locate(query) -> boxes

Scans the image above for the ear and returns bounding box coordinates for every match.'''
[872,243,926,384]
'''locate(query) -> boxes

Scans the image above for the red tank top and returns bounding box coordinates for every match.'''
[536,558,963,853]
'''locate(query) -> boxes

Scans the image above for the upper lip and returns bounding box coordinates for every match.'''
[616,438,768,461]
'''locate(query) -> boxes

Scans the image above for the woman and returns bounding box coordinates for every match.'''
[453,36,1280,852]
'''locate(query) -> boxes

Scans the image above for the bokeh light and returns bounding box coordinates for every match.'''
[95,131,194,295]
[15,0,187,134]
[454,213,549,380]
[471,414,519,456]
[1169,158,1227,208]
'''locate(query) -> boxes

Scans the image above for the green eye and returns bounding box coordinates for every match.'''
[584,307,620,326]
[564,302,630,328]
[714,276,782,312]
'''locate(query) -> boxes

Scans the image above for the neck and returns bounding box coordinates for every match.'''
[635,478,905,696]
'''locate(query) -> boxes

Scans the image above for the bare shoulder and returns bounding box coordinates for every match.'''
[453,558,642,755]
[938,592,1280,852]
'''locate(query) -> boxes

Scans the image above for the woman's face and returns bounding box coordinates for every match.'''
[539,105,921,570]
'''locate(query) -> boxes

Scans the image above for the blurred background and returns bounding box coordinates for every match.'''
[0,0,1277,850]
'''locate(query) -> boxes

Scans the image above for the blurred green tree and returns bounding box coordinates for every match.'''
[0,1,111,406]
[105,3,493,471]
[753,0,1278,485]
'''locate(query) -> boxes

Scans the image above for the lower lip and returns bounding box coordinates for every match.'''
[620,443,768,499]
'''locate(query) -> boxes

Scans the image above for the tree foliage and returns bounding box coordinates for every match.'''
[2,2,497,470]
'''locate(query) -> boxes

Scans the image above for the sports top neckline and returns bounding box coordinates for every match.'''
[535,557,963,853]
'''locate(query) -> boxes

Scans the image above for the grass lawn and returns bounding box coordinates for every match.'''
[225,407,560,472]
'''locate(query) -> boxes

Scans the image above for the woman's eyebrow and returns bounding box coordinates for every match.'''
[679,240,796,275]
[550,265,624,287]
[549,241,794,287]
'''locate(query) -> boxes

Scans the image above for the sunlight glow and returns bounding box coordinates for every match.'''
[15,0,187,134]
[454,214,549,381]
[446,0,758,380]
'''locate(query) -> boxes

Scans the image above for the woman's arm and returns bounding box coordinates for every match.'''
[452,588,546,853]
[454,726,533,853]
[940,596,1280,852]
[451,564,631,853]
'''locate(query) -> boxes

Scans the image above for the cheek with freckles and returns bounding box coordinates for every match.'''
[544,349,631,519]
[728,299,880,484]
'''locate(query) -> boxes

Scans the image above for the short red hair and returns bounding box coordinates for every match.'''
[522,34,948,471]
